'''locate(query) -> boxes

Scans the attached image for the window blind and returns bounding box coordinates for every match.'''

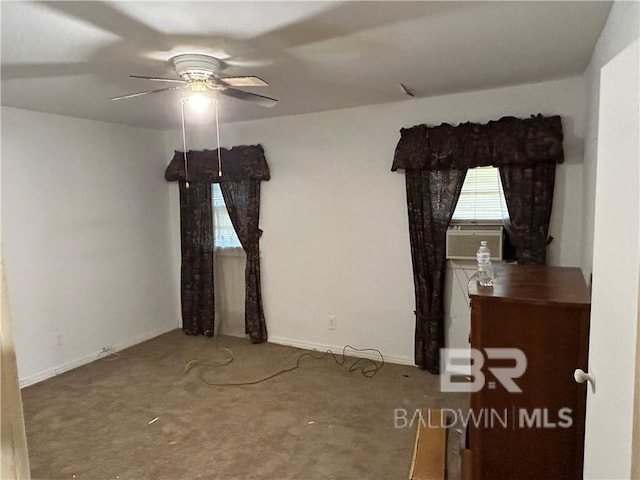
[452,166,508,222]
[212,184,242,248]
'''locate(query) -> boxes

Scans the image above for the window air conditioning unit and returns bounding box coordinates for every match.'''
[446,226,503,260]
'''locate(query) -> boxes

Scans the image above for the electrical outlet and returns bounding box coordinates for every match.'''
[328,315,337,330]
[55,333,64,347]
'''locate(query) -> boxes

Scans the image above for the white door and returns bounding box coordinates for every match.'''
[583,39,639,480]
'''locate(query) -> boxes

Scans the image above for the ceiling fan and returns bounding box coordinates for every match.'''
[110,53,278,108]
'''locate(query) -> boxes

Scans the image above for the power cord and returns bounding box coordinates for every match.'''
[449,260,476,310]
[184,344,385,387]
[184,345,234,372]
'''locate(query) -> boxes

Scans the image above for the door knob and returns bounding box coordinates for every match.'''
[574,368,595,392]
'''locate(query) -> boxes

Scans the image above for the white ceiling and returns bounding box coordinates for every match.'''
[1,1,611,130]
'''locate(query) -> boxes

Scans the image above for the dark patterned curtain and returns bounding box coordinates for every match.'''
[165,145,271,183]
[179,181,215,336]
[166,145,270,341]
[392,115,564,372]
[406,169,466,372]
[220,179,267,343]
[499,164,556,264]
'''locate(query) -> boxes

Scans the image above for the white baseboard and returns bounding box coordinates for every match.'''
[268,336,415,367]
[19,325,177,388]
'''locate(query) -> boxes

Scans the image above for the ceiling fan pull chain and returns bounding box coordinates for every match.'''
[180,100,190,189]
[215,102,222,178]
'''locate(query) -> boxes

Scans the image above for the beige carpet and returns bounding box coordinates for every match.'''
[21,330,468,480]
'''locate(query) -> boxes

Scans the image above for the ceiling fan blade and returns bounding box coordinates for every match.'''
[218,87,278,107]
[129,75,187,84]
[110,86,184,101]
[219,76,269,87]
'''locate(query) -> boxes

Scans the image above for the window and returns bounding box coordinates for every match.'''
[452,166,508,222]
[212,184,242,248]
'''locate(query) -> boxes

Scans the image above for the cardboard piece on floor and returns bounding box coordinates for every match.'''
[408,408,447,480]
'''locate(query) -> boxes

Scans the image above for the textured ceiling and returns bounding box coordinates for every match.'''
[1,1,611,129]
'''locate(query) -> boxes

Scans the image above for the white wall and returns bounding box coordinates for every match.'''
[2,107,180,385]
[581,0,640,279]
[164,76,587,362]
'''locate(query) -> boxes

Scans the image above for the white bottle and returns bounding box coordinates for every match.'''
[476,241,494,287]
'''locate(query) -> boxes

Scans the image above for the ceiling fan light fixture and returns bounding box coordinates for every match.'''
[182,93,217,113]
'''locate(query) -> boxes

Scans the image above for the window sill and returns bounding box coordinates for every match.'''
[449,220,504,226]
[215,247,245,258]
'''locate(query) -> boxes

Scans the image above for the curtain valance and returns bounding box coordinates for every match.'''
[165,144,270,183]
[391,114,564,171]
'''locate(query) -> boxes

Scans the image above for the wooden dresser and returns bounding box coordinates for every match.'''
[467,263,590,480]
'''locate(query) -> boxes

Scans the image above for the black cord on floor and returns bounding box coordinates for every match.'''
[184,344,385,387]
